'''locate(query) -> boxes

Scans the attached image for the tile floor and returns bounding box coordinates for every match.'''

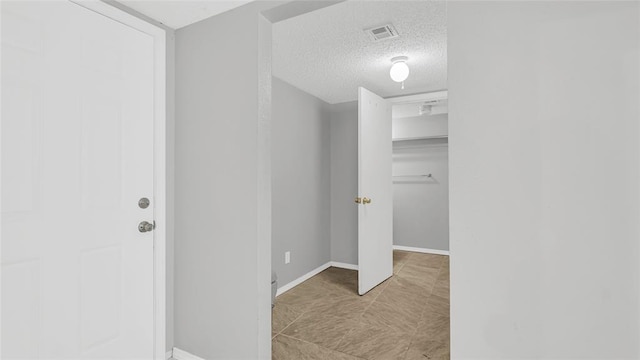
[272,250,450,360]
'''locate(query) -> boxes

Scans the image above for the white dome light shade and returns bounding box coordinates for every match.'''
[390,56,409,83]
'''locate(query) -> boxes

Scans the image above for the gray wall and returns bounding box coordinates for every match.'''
[329,102,358,265]
[175,2,274,358]
[449,1,639,358]
[392,114,449,251]
[173,1,345,358]
[271,77,331,287]
[165,28,176,355]
[392,139,449,251]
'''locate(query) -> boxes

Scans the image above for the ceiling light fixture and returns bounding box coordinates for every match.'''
[390,56,409,89]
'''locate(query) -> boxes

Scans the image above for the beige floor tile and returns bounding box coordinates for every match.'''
[276,277,336,313]
[306,294,372,321]
[396,263,440,290]
[316,268,360,298]
[360,299,421,334]
[273,334,364,360]
[425,294,449,316]
[406,253,445,269]
[416,309,450,344]
[394,250,412,264]
[295,274,337,295]
[281,312,359,350]
[431,279,450,300]
[273,255,449,359]
[393,261,405,274]
[405,339,450,360]
[393,250,413,274]
[375,278,429,315]
[385,274,432,297]
[323,271,388,301]
[438,264,450,281]
[437,271,450,284]
[317,267,358,286]
[272,302,303,334]
[358,278,390,300]
[335,322,412,360]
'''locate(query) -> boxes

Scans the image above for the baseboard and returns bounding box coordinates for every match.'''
[393,245,449,256]
[172,347,204,360]
[329,261,358,270]
[165,350,173,360]
[276,262,331,296]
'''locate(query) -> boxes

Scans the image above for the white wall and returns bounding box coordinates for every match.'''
[393,138,449,251]
[329,101,359,266]
[272,77,331,287]
[449,2,639,358]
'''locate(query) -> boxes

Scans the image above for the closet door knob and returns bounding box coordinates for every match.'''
[363,197,372,204]
[138,221,155,233]
[355,197,362,204]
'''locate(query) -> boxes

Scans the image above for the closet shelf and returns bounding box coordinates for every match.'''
[392,135,448,142]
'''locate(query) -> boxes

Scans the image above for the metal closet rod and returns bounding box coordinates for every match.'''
[392,174,432,178]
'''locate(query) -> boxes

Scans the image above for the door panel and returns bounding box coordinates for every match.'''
[1,1,155,358]
[357,87,393,295]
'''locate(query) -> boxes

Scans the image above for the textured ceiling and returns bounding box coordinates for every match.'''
[273,0,447,104]
[118,1,252,29]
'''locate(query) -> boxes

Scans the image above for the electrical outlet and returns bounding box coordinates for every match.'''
[285,251,290,264]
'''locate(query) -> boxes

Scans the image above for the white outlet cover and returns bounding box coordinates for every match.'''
[285,251,291,264]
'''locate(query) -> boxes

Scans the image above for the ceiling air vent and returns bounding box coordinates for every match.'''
[365,24,399,41]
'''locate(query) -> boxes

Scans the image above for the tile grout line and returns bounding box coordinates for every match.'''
[275,310,307,338]
[274,278,332,338]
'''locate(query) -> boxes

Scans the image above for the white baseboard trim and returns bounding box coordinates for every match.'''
[276,262,331,297]
[393,245,450,256]
[329,261,358,270]
[165,350,173,360]
[275,261,360,298]
[172,347,204,360]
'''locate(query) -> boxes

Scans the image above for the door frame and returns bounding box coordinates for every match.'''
[69,1,167,358]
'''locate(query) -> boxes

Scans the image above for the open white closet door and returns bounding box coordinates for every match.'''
[357,87,393,295]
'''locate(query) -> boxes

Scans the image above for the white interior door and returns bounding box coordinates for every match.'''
[357,87,393,295]
[2,1,155,358]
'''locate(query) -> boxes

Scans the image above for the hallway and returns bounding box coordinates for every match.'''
[272,251,450,359]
